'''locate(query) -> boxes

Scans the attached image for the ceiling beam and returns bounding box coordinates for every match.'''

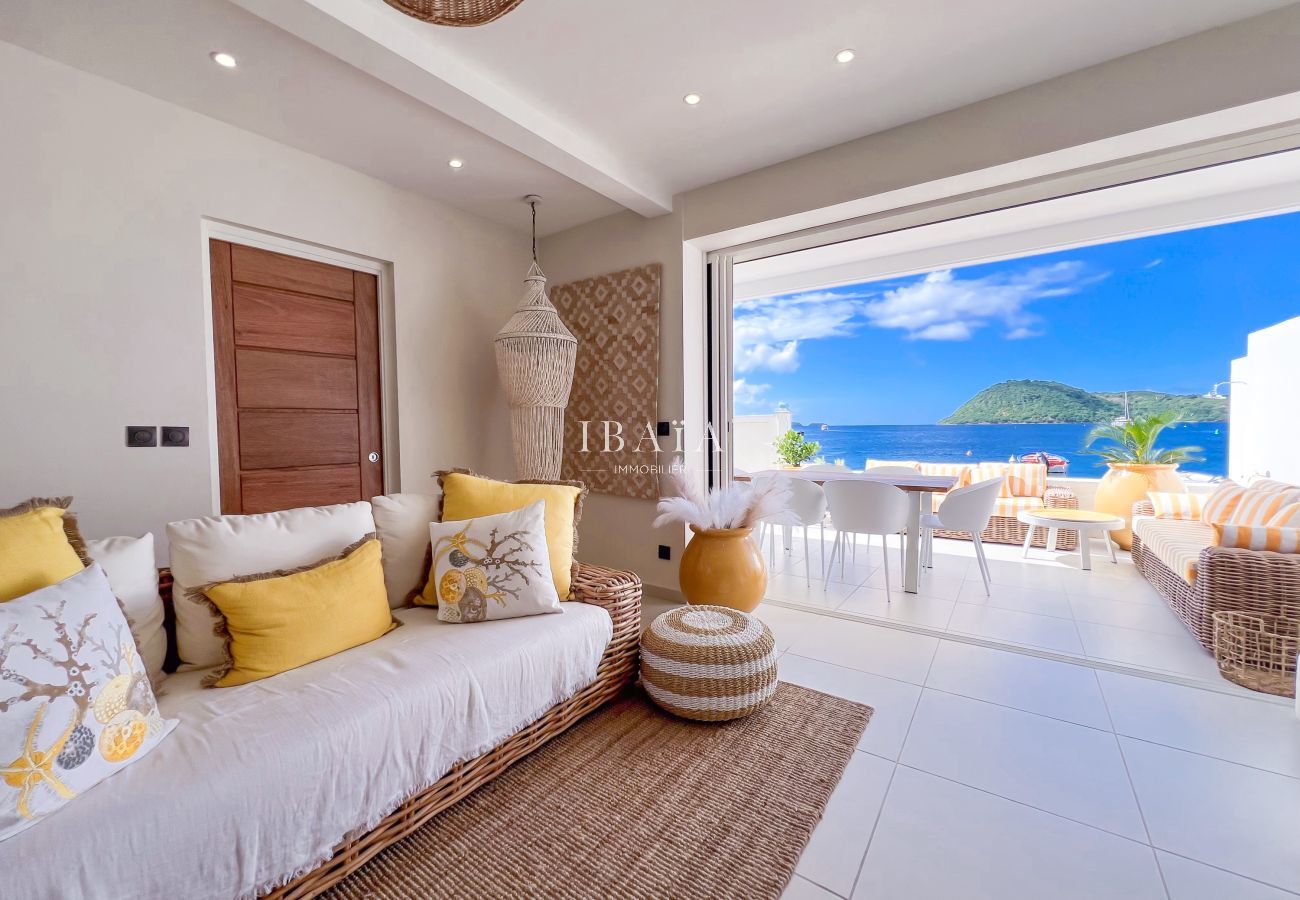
[231,0,674,216]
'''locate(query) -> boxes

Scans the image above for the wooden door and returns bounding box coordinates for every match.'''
[209,240,383,515]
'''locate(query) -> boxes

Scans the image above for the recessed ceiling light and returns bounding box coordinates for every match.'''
[835,48,856,64]
[448,158,464,169]
[683,92,702,106]
[210,51,237,68]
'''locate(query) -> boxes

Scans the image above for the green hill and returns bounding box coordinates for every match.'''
[941,380,1227,424]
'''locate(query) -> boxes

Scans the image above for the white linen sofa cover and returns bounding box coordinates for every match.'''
[0,602,612,900]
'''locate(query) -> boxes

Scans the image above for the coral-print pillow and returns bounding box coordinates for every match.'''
[0,565,176,842]
[417,501,560,623]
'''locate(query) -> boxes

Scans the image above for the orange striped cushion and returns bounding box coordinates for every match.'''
[1200,481,1245,525]
[1218,525,1300,553]
[918,463,973,488]
[1228,489,1300,526]
[1147,492,1204,520]
[866,459,919,471]
[1268,502,1300,528]
[976,462,1045,498]
[1249,477,1298,493]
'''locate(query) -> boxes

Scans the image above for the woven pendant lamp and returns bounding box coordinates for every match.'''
[381,0,527,27]
[494,196,577,480]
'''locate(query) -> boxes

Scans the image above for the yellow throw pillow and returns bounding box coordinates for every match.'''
[197,536,396,688]
[0,497,89,602]
[1227,488,1300,526]
[1268,502,1300,528]
[1200,481,1245,526]
[436,470,586,600]
[1147,492,1205,520]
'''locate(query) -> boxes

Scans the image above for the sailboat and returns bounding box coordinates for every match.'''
[1111,391,1131,427]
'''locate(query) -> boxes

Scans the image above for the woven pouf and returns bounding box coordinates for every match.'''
[640,605,778,722]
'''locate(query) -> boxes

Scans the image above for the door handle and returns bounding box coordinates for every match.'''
[368,451,380,463]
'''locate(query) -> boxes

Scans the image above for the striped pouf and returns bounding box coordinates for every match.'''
[640,605,778,722]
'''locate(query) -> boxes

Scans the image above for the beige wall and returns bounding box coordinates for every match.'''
[541,4,1300,595]
[0,42,526,555]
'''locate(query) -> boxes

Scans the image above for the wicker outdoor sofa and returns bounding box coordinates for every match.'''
[1131,499,1300,649]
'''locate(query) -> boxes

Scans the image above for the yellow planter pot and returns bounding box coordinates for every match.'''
[679,525,768,612]
[1093,463,1184,550]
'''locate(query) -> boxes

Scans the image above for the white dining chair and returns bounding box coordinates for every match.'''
[864,465,917,574]
[920,477,1002,595]
[755,478,828,580]
[823,480,910,597]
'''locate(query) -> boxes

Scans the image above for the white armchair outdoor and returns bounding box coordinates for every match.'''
[824,480,911,597]
[921,476,1003,595]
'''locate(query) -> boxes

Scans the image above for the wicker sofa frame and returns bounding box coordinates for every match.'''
[1131,499,1300,649]
[158,562,642,899]
[932,485,1080,551]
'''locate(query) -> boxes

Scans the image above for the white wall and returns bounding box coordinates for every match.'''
[732,408,791,474]
[1229,315,1300,484]
[0,42,527,555]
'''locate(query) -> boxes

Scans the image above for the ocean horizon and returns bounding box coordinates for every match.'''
[790,421,1228,477]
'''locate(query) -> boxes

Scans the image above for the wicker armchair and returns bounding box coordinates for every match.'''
[1131,500,1300,649]
[933,485,1080,550]
[160,562,641,899]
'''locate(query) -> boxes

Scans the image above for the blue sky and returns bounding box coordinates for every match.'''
[733,209,1300,424]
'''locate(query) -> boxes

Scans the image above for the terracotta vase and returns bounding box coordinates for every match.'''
[679,525,768,612]
[1093,463,1184,550]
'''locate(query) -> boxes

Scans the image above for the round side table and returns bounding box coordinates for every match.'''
[1016,508,1125,571]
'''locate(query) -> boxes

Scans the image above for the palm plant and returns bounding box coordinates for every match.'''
[1083,411,1203,465]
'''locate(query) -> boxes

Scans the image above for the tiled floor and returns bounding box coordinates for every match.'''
[753,602,1300,900]
[764,531,1222,682]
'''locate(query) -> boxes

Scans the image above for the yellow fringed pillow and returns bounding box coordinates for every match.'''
[1147,492,1205,520]
[0,497,90,602]
[196,536,396,688]
[435,470,586,600]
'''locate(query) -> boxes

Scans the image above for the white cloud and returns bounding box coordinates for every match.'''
[861,261,1102,341]
[732,379,772,411]
[733,289,866,373]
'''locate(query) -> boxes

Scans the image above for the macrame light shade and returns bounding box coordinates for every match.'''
[380,0,527,27]
[494,261,577,480]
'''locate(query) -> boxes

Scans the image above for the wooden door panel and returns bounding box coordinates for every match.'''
[239,411,358,470]
[230,244,354,301]
[240,466,361,515]
[233,285,356,356]
[235,348,357,410]
[353,271,384,500]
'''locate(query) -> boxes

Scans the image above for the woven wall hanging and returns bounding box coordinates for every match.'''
[551,264,662,501]
[381,0,526,26]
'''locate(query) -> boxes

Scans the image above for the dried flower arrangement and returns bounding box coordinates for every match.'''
[653,469,799,531]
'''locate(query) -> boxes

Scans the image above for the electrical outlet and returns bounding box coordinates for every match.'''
[125,426,156,448]
[656,421,671,437]
[658,544,671,561]
[161,426,189,447]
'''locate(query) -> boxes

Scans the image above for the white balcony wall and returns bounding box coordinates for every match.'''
[1229,315,1300,484]
[733,408,792,474]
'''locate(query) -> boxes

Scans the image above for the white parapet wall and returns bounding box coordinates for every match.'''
[1229,315,1300,485]
[733,407,792,473]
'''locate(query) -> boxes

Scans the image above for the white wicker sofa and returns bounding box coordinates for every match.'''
[0,498,640,900]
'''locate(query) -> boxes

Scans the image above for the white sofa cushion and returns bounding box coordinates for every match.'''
[1133,515,1217,584]
[371,492,441,608]
[85,533,166,684]
[0,602,611,899]
[166,502,376,668]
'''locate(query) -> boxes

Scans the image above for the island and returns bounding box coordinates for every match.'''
[940,380,1228,425]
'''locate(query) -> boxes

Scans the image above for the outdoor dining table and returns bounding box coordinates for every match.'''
[737,469,959,594]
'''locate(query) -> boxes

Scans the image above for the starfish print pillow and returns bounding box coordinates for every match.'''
[0,565,176,841]
[421,501,561,623]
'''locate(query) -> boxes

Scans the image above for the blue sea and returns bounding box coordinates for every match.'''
[793,422,1228,477]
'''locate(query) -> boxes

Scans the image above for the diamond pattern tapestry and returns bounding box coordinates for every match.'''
[551,264,661,501]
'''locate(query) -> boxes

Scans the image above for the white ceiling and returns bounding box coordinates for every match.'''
[3,0,1294,234]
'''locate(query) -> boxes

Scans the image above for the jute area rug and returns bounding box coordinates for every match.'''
[325,682,872,900]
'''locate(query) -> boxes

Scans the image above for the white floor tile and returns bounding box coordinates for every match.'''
[947,603,1084,654]
[957,579,1073,618]
[1061,570,1163,604]
[852,766,1167,900]
[1122,738,1300,893]
[785,615,939,686]
[795,751,894,896]
[1099,671,1300,779]
[981,558,1069,590]
[1069,595,1188,636]
[781,875,842,900]
[754,603,824,653]
[779,653,923,760]
[837,587,956,629]
[766,573,861,609]
[1076,620,1220,679]
[926,640,1112,730]
[862,567,965,599]
[1157,851,1300,900]
[901,690,1147,839]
